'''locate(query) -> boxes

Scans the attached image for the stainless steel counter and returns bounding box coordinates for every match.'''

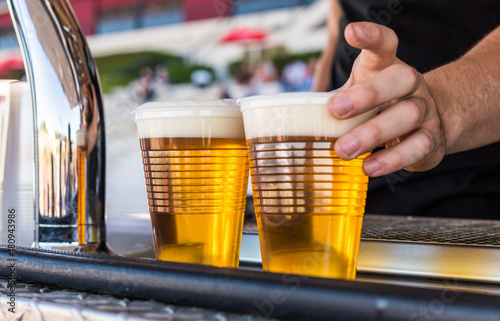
[241,215,500,284]
[2,215,500,321]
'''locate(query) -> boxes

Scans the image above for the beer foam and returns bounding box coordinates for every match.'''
[238,92,377,139]
[132,100,245,139]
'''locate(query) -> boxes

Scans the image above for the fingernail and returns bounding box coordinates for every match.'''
[364,159,381,176]
[338,134,360,157]
[353,24,367,42]
[332,94,352,116]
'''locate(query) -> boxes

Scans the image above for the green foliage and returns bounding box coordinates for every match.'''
[272,50,321,75]
[168,64,214,84]
[94,51,214,93]
[228,60,244,78]
[95,51,183,75]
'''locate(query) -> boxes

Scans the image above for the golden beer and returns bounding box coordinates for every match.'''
[249,136,368,279]
[133,100,248,268]
[239,93,376,279]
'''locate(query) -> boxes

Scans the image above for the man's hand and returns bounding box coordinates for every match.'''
[329,22,446,177]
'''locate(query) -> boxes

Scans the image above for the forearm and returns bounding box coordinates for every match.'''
[424,26,500,155]
[312,39,337,91]
[312,0,342,92]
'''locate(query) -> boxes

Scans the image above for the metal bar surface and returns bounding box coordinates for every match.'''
[241,214,500,283]
[1,246,500,321]
[240,232,500,283]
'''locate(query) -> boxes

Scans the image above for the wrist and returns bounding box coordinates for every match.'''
[423,69,457,155]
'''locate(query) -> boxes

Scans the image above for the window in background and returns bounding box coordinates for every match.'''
[96,7,135,34]
[0,30,18,50]
[142,0,182,28]
[234,0,317,15]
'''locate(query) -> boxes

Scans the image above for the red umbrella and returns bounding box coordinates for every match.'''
[0,56,24,75]
[220,28,268,44]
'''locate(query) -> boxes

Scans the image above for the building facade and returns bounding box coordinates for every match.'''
[0,0,315,49]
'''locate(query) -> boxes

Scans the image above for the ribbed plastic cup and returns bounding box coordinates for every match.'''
[239,92,377,279]
[132,100,249,268]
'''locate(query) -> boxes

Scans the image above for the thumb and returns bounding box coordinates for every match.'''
[346,22,399,77]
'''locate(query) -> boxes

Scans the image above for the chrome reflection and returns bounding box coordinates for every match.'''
[8,0,108,252]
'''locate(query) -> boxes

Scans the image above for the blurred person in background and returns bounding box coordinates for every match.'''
[254,57,277,84]
[313,0,500,219]
[135,66,155,102]
[235,60,257,97]
[281,59,309,92]
[302,57,317,92]
[153,64,170,98]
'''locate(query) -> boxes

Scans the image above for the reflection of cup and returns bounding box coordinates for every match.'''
[0,81,34,247]
[132,100,249,268]
[239,92,377,279]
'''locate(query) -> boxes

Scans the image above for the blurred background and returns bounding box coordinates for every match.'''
[0,0,329,254]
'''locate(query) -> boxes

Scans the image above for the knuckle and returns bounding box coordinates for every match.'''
[415,130,435,155]
[358,121,383,147]
[395,150,407,169]
[375,23,398,47]
[404,99,427,125]
[398,65,420,92]
[384,147,406,173]
[357,81,379,107]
